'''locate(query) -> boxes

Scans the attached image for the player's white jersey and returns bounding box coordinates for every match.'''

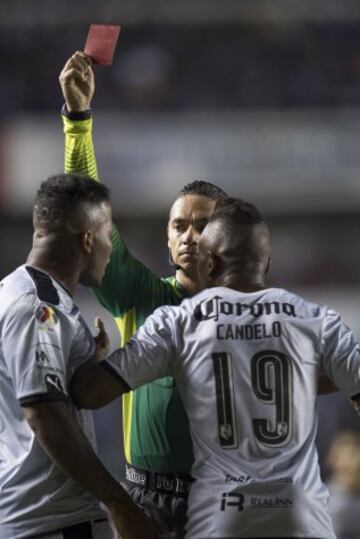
[104,286,360,539]
[0,265,105,539]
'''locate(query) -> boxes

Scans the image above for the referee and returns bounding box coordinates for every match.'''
[59,51,228,539]
[59,51,338,539]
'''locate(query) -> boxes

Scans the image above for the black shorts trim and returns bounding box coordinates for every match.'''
[25,518,107,538]
[125,463,193,497]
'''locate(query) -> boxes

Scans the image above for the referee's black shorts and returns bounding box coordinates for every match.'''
[26,518,113,539]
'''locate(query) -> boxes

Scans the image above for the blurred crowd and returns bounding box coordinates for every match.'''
[327,431,360,539]
[1,22,360,114]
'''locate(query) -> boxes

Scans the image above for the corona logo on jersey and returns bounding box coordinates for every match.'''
[35,305,58,331]
[194,295,296,322]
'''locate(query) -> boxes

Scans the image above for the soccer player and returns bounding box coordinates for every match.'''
[59,51,228,539]
[0,174,157,539]
[59,51,338,539]
[71,197,360,539]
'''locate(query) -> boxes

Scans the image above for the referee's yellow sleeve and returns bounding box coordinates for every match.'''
[62,115,99,181]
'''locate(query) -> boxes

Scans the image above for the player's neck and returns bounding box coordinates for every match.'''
[219,269,267,293]
[176,269,201,296]
[28,232,83,296]
[27,250,78,297]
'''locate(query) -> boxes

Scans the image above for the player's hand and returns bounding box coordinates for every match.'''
[59,51,94,111]
[109,503,159,539]
[94,317,110,362]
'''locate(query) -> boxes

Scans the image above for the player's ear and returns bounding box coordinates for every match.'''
[208,251,220,280]
[82,230,94,254]
[265,256,271,274]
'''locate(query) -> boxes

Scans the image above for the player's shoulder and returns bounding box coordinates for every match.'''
[0,265,72,324]
[151,302,183,322]
[162,275,189,303]
[25,266,62,304]
[0,269,35,332]
[0,265,42,313]
[176,287,220,317]
[272,287,329,319]
[2,264,59,296]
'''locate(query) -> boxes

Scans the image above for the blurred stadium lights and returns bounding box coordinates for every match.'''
[2,0,360,25]
[4,109,360,216]
[0,0,359,471]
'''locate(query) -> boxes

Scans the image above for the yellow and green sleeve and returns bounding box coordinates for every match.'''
[61,108,193,473]
[62,108,99,181]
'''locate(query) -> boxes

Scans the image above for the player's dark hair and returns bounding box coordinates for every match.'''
[210,197,264,229]
[174,180,227,203]
[33,174,109,227]
[208,197,270,274]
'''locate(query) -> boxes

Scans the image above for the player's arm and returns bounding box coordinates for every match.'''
[321,308,360,404]
[23,401,158,539]
[71,360,129,408]
[317,376,338,395]
[71,306,177,408]
[3,299,158,539]
[59,51,98,180]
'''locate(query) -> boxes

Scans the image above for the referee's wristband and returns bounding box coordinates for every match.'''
[61,103,92,121]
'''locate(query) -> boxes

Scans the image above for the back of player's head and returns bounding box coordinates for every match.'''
[210,196,264,230]
[173,180,227,203]
[204,196,270,271]
[33,174,110,231]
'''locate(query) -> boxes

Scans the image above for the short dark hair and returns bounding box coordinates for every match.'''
[211,197,264,227]
[204,197,270,276]
[174,180,227,203]
[34,174,110,227]
[207,197,266,246]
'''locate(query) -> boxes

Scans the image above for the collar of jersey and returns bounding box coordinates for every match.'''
[167,275,191,298]
[25,264,73,299]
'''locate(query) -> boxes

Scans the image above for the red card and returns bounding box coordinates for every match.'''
[84,24,121,66]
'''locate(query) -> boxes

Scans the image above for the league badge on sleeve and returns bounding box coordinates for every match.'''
[35,305,58,331]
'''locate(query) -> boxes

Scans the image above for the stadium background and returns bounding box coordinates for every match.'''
[0,0,359,493]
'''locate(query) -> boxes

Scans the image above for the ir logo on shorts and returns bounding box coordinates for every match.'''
[220,492,244,512]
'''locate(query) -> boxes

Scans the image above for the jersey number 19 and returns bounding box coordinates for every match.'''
[212,350,293,449]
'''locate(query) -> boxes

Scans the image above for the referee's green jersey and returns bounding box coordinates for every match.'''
[62,113,193,474]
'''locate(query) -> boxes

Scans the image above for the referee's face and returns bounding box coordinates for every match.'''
[168,195,216,277]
